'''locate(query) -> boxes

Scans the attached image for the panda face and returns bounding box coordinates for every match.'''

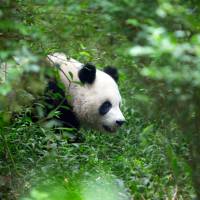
[97,88,125,133]
[99,99,125,133]
[74,70,125,133]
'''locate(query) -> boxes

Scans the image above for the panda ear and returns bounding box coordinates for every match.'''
[103,66,119,83]
[78,63,96,84]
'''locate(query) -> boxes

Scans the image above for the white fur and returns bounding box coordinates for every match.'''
[47,53,125,132]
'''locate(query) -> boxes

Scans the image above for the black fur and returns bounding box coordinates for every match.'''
[99,101,112,115]
[45,79,80,129]
[78,63,96,84]
[103,67,119,83]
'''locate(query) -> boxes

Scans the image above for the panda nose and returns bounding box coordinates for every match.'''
[116,120,125,127]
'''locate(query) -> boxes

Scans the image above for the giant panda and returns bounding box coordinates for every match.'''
[40,53,125,133]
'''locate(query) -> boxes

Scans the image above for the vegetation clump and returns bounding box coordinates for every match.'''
[1,1,200,199]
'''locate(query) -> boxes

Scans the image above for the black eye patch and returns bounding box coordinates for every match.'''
[99,101,112,115]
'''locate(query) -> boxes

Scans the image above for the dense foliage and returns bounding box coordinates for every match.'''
[1,0,200,199]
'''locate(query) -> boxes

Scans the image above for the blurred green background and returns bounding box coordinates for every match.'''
[1,0,200,199]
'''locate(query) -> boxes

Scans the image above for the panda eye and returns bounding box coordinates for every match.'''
[99,101,112,115]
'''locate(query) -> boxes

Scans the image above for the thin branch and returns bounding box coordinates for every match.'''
[47,54,72,84]
[172,185,178,200]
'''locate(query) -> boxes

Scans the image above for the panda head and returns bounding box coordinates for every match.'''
[74,62,125,133]
[47,53,125,133]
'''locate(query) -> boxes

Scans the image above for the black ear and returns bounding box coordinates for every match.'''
[78,63,96,84]
[103,66,119,83]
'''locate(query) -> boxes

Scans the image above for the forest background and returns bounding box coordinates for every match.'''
[1,1,200,199]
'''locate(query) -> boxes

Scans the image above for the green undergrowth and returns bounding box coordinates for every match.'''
[0,107,194,199]
[1,0,199,199]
